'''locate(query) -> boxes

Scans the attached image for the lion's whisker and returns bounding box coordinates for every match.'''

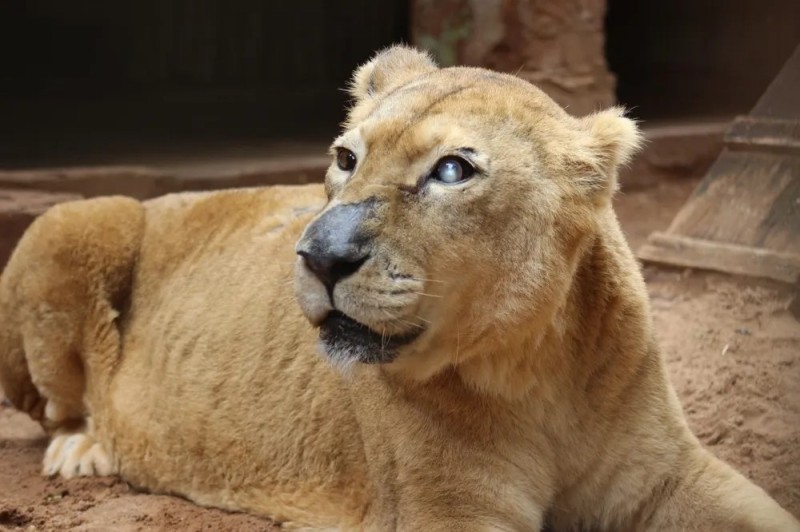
[409,277,445,284]
[414,315,433,325]
[374,309,426,332]
[414,291,443,299]
[395,318,426,330]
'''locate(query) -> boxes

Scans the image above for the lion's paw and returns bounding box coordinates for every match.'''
[43,431,114,479]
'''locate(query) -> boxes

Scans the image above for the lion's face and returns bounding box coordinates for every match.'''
[294,46,641,381]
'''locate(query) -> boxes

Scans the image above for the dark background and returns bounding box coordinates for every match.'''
[0,1,409,166]
[0,0,798,167]
[606,0,800,119]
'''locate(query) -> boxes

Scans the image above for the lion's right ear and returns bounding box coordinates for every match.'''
[349,45,438,104]
[574,107,643,202]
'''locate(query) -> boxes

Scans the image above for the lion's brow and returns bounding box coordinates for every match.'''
[381,83,476,145]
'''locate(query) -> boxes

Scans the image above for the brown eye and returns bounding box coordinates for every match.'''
[336,148,357,172]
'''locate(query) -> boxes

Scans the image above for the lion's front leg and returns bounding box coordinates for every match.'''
[646,449,800,531]
[366,488,547,532]
[393,515,542,532]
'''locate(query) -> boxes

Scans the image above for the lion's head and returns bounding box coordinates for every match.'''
[294,46,641,387]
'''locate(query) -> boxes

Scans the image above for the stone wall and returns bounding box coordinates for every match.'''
[411,0,615,116]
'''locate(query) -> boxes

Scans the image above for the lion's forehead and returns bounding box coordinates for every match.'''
[368,68,556,120]
[352,98,492,167]
[352,73,565,159]
[364,76,497,127]
[362,117,466,161]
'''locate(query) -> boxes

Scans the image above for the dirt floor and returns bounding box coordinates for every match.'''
[1,176,799,531]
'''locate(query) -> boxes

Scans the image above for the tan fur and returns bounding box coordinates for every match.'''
[1,46,797,531]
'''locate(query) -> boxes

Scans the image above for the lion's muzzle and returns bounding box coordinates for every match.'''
[296,199,378,296]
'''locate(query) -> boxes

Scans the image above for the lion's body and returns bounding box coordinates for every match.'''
[1,47,798,531]
[106,188,372,526]
[0,186,376,526]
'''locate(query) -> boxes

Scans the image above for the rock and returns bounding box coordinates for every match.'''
[411,0,615,115]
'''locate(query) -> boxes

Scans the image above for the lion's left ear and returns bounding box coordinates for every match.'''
[349,45,438,104]
[575,107,643,200]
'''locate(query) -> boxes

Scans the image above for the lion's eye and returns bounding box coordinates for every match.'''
[431,156,474,184]
[336,148,357,172]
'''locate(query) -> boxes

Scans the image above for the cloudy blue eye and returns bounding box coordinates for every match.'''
[431,156,475,184]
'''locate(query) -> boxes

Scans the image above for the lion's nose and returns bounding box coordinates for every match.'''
[296,199,376,294]
[298,248,369,293]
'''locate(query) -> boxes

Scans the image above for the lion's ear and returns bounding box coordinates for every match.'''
[349,45,438,103]
[575,107,643,200]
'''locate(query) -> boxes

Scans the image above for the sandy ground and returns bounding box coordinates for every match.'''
[1,176,799,530]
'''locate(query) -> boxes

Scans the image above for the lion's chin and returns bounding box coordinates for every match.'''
[318,310,423,366]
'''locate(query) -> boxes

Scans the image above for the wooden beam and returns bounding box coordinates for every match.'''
[637,232,800,285]
[725,115,800,154]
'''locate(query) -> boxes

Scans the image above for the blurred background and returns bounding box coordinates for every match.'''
[1,0,798,170]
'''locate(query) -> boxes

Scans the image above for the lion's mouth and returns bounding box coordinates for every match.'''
[318,310,424,364]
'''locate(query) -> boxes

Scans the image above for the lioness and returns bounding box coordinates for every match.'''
[0,46,797,531]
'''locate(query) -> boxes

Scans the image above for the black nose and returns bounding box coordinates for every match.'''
[296,199,377,294]
[298,248,369,293]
